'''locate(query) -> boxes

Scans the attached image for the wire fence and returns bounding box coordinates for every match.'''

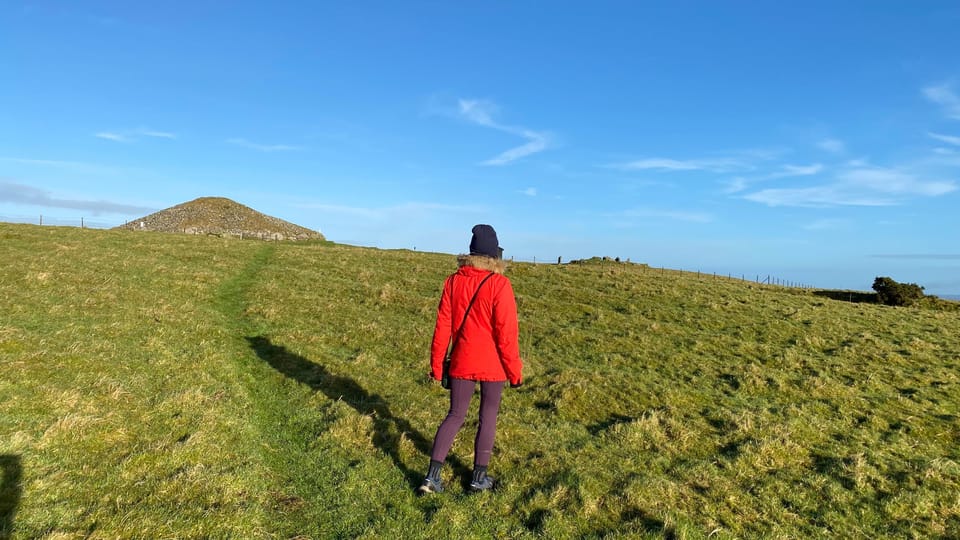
[0,215,302,241]
[0,214,122,229]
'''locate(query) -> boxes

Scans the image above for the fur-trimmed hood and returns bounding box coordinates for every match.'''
[457,254,507,274]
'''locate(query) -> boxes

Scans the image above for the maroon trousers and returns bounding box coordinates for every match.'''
[429,378,505,467]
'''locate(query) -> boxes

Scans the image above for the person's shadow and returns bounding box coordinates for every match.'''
[246,336,470,489]
[0,454,21,540]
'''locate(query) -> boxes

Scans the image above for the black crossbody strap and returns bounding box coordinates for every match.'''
[449,272,495,355]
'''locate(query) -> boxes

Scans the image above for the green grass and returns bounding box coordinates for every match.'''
[1,223,958,538]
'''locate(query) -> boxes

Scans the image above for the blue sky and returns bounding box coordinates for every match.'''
[3,2,960,295]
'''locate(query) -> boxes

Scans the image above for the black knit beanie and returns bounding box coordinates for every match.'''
[469,224,501,259]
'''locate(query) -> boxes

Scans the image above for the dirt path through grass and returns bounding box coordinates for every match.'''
[212,244,326,534]
[213,243,411,537]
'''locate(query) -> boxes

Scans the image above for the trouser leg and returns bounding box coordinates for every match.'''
[429,378,474,463]
[473,380,504,467]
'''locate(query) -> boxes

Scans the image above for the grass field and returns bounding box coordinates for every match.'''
[1,223,958,539]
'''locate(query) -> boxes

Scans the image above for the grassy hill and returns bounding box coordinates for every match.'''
[1,223,958,538]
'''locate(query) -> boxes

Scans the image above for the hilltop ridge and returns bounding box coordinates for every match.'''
[114,197,324,241]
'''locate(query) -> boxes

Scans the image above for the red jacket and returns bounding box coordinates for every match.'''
[430,256,522,385]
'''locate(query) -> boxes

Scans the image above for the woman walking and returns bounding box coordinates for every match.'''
[418,224,523,494]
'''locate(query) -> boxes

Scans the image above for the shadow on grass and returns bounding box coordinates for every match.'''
[246,336,470,490]
[587,414,633,436]
[0,454,21,540]
[621,507,675,539]
[813,290,878,304]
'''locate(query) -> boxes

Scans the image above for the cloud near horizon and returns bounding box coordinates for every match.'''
[0,181,156,215]
[456,99,550,166]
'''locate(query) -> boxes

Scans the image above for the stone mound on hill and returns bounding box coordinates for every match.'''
[114,197,324,241]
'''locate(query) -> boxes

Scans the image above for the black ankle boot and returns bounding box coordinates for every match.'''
[417,460,444,495]
[469,465,495,492]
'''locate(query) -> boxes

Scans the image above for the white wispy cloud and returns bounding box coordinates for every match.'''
[95,127,176,143]
[928,132,960,146]
[616,158,703,171]
[95,132,130,142]
[139,129,176,139]
[0,181,156,215]
[520,187,537,197]
[723,164,822,193]
[227,138,302,152]
[924,83,960,120]
[456,99,550,165]
[817,139,846,153]
[613,157,752,173]
[743,165,956,207]
[458,99,498,127]
[744,186,896,207]
[483,135,548,166]
[723,177,749,194]
[839,167,955,196]
[778,164,823,176]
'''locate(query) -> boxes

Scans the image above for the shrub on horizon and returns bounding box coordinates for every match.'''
[872,276,926,306]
